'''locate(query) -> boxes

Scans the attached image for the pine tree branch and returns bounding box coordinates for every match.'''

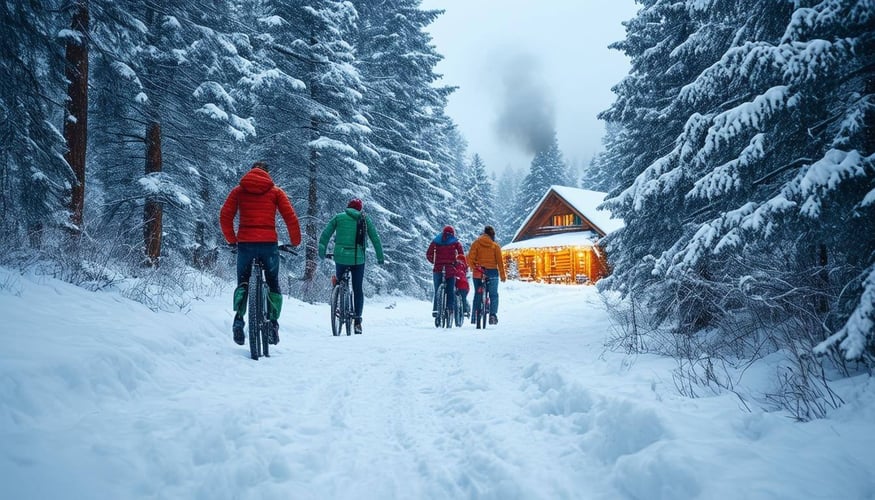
[752,156,813,187]
[268,42,323,65]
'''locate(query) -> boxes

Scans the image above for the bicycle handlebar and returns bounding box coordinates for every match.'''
[228,243,298,255]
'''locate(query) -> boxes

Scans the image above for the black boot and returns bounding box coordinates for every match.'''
[269,320,279,345]
[233,315,245,345]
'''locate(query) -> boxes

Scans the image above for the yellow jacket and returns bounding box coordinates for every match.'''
[467,234,506,281]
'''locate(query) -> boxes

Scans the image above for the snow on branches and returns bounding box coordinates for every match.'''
[815,264,875,361]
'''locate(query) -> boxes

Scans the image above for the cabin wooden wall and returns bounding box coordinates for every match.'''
[504,246,607,284]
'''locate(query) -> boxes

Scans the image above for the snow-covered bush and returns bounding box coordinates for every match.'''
[598,0,874,416]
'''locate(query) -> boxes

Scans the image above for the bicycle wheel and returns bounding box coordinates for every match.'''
[435,283,446,328]
[260,282,271,357]
[248,269,262,360]
[442,286,453,329]
[454,291,464,327]
[484,291,491,330]
[343,285,353,336]
[330,283,343,336]
[476,285,488,330]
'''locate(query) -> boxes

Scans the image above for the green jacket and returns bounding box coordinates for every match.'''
[318,208,385,265]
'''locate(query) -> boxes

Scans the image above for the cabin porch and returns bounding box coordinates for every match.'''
[503,245,607,285]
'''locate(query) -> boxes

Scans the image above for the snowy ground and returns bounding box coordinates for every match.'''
[1,267,874,500]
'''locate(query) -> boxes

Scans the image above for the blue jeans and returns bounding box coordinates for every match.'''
[336,263,365,320]
[472,268,499,316]
[432,270,456,312]
[237,243,280,293]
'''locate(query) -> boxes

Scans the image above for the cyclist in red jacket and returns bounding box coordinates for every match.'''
[220,161,301,346]
[426,225,466,318]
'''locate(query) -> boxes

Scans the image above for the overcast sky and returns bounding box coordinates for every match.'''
[419,1,639,175]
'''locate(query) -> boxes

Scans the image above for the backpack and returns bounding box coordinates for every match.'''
[355,213,367,248]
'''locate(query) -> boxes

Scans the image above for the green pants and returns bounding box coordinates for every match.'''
[234,285,283,321]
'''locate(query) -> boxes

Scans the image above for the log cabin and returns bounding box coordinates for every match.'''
[502,186,623,284]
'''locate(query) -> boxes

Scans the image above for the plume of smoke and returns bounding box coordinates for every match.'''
[493,51,556,155]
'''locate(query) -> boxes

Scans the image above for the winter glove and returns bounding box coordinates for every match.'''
[228,243,238,254]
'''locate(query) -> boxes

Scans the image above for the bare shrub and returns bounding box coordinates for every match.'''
[120,254,225,312]
[601,249,857,420]
[0,222,226,313]
[0,270,23,296]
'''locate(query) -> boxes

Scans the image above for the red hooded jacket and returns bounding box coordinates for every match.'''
[426,231,465,274]
[220,168,302,245]
[454,259,470,292]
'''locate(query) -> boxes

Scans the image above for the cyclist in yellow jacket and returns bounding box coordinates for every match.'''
[467,225,506,325]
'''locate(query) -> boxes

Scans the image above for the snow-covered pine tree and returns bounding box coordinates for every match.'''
[659,0,875,362]
[601,0,874,372]
[89,1,256,266]
[508,132,569,244]
[457,154,495,245]
[596,1,732,326]
[183,0,264,269]
[565,157,584,191]
[495,165,523,240]
[0,1,75,247]
[583,121,625,193]
[430,114,469,232]
[400,110,472,290]
[249,1,374,295]
[353,0,456,293]
[600,0,791,326]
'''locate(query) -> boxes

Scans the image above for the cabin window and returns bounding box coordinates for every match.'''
[551,213,581,227]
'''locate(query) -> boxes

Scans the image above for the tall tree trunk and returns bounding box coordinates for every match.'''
[64,0,89,234]
[301,36,324,300]
[193,172,212,269]
[866,70,874,155]
[303,123,319,285]
[144,121,163,267]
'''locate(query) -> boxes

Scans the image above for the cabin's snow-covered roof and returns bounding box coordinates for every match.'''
[512,186,624,242]
[503,231,600,251]
[550,186,624,234]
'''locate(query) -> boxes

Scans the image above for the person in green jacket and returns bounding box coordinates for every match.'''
[318,198,385,334]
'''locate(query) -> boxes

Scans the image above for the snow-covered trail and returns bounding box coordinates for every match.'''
[141,284,619,499]
[2,269,874,500]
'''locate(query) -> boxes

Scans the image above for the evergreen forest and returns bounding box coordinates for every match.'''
[2,0,872,414]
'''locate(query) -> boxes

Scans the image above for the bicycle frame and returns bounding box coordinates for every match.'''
[327,253,355,336]
[434,266,453,329]
[248,257,271,360]
[232,244,296,360]
[473,267,492,330]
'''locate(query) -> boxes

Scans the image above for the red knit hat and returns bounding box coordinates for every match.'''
[443,225,454,235]
[347,198,363,211]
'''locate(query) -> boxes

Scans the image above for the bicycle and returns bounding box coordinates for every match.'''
[472,266,492,330]
[453,288,465,327]
[327,253,355,336]
[234,244,296,360]
[433,266,454,329]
